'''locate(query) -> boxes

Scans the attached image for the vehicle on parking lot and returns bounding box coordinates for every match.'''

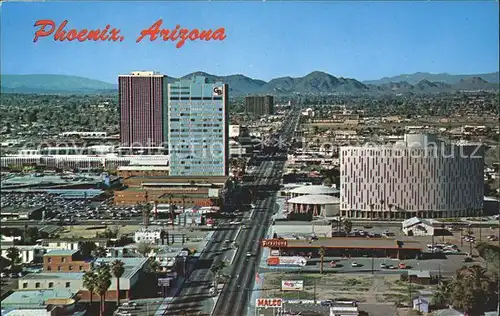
[320,300,334,307]
[9,273,18,278]
[380,263,387,269]
[1,272,6,278]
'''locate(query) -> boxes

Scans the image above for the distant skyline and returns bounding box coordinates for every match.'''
[1,1,498,83]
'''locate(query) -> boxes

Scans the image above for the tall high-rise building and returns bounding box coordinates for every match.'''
[168,76,229,176]
[119,71,168,150]
[245,95,274,116]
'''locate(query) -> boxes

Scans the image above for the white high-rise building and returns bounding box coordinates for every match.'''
[340,134,484,219]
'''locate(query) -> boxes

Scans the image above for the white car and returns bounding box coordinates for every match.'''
[351,262,360,267]
[246,252,252,257]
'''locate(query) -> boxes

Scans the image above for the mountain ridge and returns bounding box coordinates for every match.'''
[2,71,498,95]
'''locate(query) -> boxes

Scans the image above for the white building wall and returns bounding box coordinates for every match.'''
[340,140,484,218]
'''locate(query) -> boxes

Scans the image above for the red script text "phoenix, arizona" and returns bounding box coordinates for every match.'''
[33,19,227,48]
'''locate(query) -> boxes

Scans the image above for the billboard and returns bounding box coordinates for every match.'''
[261,239,288,248]
[256,298,283,308]
[267,256,307,267]
[281,280,304,291]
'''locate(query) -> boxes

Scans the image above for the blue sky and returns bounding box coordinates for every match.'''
[1,1,498,83]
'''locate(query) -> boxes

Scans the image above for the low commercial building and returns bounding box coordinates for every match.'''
[43,250,91,273]
[401,217,438,236]
[286,194,340,219]
[18,257,149,302]
[114,175,228,206]
[134,228,163,244]
[262,237,422,259]
[1,289,80,316]
[271,221,332,239]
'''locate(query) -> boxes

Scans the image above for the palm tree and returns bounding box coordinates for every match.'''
[318,247,326,274]
[110,260,125,306]
[154,200,159,220]
[167,194,175,229]
[83,270,98,308]
[432,280,451,307]
[142,203,153,228]
[343,219,353,237]
[369,204,374,221]
[379,199,385,220]
[388,203,394,220]
[96,264,112,316]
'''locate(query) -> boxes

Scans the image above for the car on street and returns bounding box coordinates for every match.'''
[320,300,334,307]
[351,262,361,267]
[380,263,387,269]
[246,252,253,257]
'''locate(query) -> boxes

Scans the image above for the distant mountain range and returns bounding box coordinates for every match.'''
[1,71,498,95]
[363,71,499,85]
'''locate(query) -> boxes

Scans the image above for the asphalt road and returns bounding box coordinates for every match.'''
[211,112,297,316]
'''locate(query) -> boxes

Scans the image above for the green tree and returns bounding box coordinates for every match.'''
[79,241,97,259]
[6,247,21,267]
[82,270,98,308]
[210,260,227,292]
[92,247,107,258]
[432,280,451,307]
[96,264,112,316]
[136,241,152,257]
[110,260,125,306]
[343,219,353,236]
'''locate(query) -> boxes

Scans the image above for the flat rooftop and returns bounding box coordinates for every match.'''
[44,249,79,257]
[21,273,84,280]
[1,289,77,308]
[94,257,148,279]
[284,237,422,250]
[126,175,228,183]
[1,174,108,188]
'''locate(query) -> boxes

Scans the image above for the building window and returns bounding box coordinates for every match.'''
[69,265,73,271]
[48,257,52,263]
[35,282,40,288]
[61,257,66,263]
[79,266,84,271]
[58,266,62,271]
[47,266,52,271]
[65,282,70,288]
[23,283,28,289]
[48,282,53,288]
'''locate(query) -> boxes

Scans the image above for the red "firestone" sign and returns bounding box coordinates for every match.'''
[256,298,283,308]
[261,239,288,248]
